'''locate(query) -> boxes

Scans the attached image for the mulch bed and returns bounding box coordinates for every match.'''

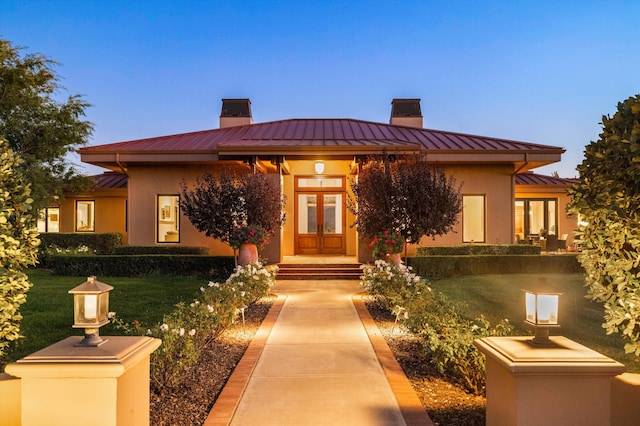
[365,299,486,426]
[151,295,485,426]
[150,296,275,426]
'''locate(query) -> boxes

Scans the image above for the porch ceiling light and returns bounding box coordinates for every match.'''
[315,160,324,174]
[523,280,562,347]
[69,276,113,347]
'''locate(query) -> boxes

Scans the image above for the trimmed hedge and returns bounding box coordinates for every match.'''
[416,244,541,256]
[39,233,122,254]
[113,246,209,255]
[408,254,583,278]
[42,255,236,279]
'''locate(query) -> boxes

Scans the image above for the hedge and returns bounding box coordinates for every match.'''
[416,244,541,256]
[408,254,583,278]
[41,255,236,279]
[39,233,122,254]
[112,246,209,255]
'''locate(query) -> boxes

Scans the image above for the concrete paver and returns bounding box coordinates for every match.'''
[206,279,433,426]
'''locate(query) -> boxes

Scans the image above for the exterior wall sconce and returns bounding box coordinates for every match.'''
[69,276,113,347]
[523,281,561,346]
[315,160,324,174]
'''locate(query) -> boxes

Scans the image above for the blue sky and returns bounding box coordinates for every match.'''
[2,0,639,177]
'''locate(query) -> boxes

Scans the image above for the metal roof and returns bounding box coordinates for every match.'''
[92,172,128,189]
[80,118,563,154]
[515,172,578,186]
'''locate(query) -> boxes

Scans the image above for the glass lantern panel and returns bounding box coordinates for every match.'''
[98,292,110,322]
[536,294,559,324]
[525,292,536,323]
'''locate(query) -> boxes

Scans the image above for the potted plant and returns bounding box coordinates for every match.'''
[369,229,405,266]
[180,170,286,265]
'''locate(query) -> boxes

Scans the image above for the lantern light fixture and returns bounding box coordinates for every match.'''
[69,276,113,347]
[523,279,562,347]
[315,160,325,174]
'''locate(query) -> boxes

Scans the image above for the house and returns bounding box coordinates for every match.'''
[39,172,128,242]
[63,98,575,262]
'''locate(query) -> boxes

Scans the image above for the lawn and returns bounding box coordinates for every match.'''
[2,269,207,366]
[429,273,640,373]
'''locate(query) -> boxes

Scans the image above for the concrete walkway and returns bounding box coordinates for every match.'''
[205,280,432,426]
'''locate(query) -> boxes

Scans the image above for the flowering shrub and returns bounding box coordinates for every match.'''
[110,260,277,392]
[369,229,405,259]
[229,224,271,250]
[360,259,514,395]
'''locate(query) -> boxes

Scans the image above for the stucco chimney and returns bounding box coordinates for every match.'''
[390,98,423,128]
[220,98,253,128]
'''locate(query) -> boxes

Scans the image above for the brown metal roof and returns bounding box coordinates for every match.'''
[80,118,563,154]
[515,172,578,186]
[92,172,128,189]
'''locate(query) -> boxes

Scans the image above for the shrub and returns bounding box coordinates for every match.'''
[568,95,640,355]
[0,140,40,357]
[39,254,235,279]
[415,244,540,256]
[112,246,209,255]
[39,233,121,255]
[361,260,514,394]
[111,260,277,393]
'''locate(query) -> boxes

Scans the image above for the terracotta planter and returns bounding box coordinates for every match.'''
[238,243,258,266]
[385,252,402,267]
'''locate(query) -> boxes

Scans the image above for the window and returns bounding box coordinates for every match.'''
[157,195,179,243]
[515,198,558,238]
[76,201,95,232]
[463,195,485,243]
[37,207,60,233]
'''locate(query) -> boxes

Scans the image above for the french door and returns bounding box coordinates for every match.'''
[294,177,346,255]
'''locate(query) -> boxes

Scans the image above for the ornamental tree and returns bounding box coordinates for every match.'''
[180,170,286,249]
[0,140,40,358]
[349,154,462,245]
[0,39,93,211]
[568,94,640,355]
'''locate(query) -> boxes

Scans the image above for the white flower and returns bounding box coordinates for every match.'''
[160,323,169,332]
[179,327,185,336]
[200,287,205,292]
[107,311,116,319]
[471,324,479,332]
[241,291,246,297]
[146,329,152,336]
[188,329,196,336]
[207,304,214,313]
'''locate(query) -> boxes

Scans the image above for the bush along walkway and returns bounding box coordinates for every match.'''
[206,279,433,426]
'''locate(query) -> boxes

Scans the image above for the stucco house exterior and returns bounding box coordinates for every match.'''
[47,98,576,262]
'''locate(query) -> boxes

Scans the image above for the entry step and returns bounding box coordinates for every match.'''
[276,263,362,280]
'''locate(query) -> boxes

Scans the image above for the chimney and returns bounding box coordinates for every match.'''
[390,98,423,128]
[219,98,253,128]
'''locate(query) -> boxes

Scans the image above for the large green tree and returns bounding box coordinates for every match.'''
[0,139,39,358]
[0,39,93,211]
[568,94,640,355]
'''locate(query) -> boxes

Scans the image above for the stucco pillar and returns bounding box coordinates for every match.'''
[5,336,161,426]
[474,336,625,426]
[261,173,283,264]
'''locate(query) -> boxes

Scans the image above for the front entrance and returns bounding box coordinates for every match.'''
[294,176,346,255]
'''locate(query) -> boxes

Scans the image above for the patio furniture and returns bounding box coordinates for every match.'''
[545,234,558,252]
[558,234,568,252]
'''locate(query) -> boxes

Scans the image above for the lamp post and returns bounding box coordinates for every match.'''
[523,280,562,347]
[69,276,113,347]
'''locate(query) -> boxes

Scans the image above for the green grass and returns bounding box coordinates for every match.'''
[2,269,207,366]
[429,273,640,373]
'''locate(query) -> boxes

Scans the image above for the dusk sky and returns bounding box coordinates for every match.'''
[2,1,639,178]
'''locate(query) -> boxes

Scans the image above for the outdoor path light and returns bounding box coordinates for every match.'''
[523,278,562,347]
[68,276,113,347]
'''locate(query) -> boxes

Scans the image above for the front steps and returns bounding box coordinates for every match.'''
[276,263,362,280]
